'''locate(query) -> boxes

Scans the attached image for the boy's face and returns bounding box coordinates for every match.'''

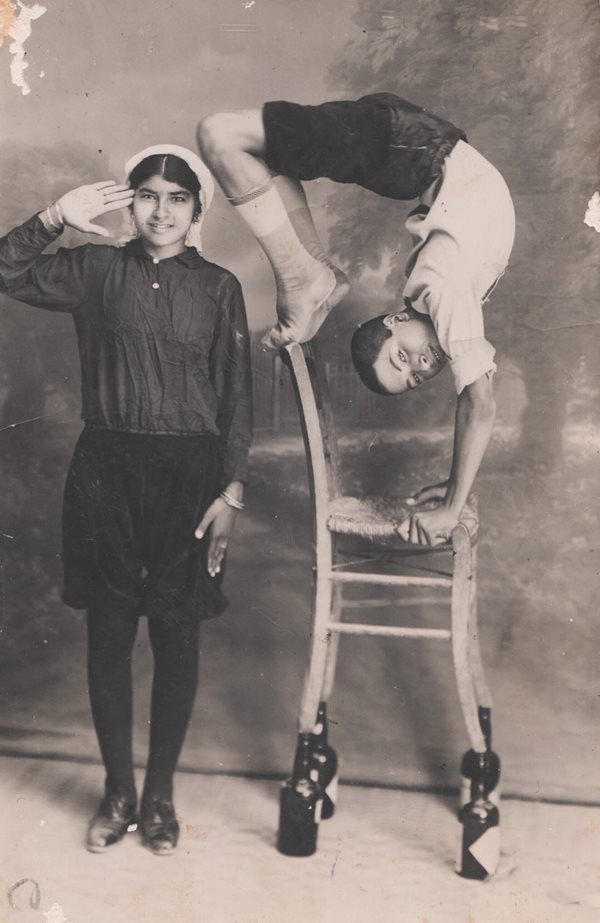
[373,312,447,394]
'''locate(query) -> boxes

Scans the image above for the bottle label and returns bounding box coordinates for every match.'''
[314,797,323,824]
[326,771,339,806]
[468,825,500,876]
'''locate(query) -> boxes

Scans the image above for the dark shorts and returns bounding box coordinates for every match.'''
[62,428,227,620]
[263,92,466,201]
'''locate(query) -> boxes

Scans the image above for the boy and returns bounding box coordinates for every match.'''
[197,93,515,546]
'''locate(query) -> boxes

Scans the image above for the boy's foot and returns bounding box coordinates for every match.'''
[86,794,137,853]
[300,265,351,343]
[261,264,350,352]
[140,797,180,856]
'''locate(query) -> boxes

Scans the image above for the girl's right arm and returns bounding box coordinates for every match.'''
[0,182,133,312]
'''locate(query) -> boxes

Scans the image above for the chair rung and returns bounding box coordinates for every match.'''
[329,622,451,640]
[330,571,452,589]
[342,597,449,609]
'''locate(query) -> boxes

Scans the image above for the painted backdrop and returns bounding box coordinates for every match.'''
[0,0,598,803]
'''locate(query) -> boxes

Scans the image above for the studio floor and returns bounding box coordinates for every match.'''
[2,754,600,923]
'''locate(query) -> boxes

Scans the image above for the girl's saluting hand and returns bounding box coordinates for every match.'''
[58,181,135,237]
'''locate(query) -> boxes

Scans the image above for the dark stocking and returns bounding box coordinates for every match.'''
[86,602,139,802]
[142,611,200,804]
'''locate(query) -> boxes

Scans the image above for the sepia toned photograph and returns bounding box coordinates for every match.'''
[0,1,599,920]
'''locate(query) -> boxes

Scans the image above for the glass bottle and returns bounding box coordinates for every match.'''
[456,751,500,879]
[277,732,323,856]
[310,701,339,820]
[459,708,501,807]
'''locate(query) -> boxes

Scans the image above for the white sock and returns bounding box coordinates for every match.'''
[232,180,348,349]
[233,184,328,290]
[273,176,341,272]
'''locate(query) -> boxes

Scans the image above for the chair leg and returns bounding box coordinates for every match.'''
[460,543,501,808]
[452,524,500,880]
[321,582,342,703]
[451,525,487,754]
[278,535,334,857]
[312,582,342,820]
[298,568,335,733]
[467,544,493,718]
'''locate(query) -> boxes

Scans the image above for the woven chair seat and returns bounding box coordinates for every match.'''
[328,496,403,538]
[327,496,478,544]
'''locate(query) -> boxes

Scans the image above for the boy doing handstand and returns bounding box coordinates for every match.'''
[197,93,515,546]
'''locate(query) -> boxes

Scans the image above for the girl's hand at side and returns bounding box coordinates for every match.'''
[195,498,238,577]
[57,182,135,237]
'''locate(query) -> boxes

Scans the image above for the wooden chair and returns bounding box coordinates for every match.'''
[276,341,501,880]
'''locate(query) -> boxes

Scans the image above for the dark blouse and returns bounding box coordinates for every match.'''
[0,214,252,486]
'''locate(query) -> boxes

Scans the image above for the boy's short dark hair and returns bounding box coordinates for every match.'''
[350,315,393,395]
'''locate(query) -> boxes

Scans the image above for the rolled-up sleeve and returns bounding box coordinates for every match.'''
[403,231,496,394]
[0,214,87,312]
[210,276,253,486]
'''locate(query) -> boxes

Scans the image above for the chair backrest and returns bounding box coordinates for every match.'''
[280,342,341,532]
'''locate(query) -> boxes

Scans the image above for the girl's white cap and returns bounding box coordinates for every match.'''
[124,144,215,252]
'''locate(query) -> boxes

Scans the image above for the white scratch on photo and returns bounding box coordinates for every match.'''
[0,0,47,96]
[43,904,70,923]
[584,191,600,232]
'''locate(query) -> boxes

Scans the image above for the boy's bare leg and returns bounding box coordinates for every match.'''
[197,110,348,349]
[197,110,270,197]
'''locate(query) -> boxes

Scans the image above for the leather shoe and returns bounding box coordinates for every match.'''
[86,794,137,853]
[140,797,180,855]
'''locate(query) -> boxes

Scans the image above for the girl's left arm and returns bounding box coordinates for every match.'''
[197,277,253,575]
[210,276,253,490]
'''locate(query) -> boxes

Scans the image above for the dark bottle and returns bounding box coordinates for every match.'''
[277,732,323,857]
[310,702,339,821]
[459,708,501,807]
[456,752,500,880]
[460,748,501,808]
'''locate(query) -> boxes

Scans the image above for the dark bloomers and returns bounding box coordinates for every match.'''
[263,92,466,201]
[63,429,228,619]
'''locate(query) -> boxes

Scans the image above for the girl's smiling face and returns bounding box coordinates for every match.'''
[132,174,198,258]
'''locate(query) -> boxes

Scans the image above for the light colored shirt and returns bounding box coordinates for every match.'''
[403,140,516,393]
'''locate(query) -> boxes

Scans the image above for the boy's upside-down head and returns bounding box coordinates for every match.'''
[351,305,447,396]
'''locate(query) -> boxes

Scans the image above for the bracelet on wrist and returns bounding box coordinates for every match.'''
[43,201,64,232]
[219,490,244,511]
[53,199,65,227]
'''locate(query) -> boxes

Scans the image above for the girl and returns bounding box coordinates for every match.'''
[0,145,252,855]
